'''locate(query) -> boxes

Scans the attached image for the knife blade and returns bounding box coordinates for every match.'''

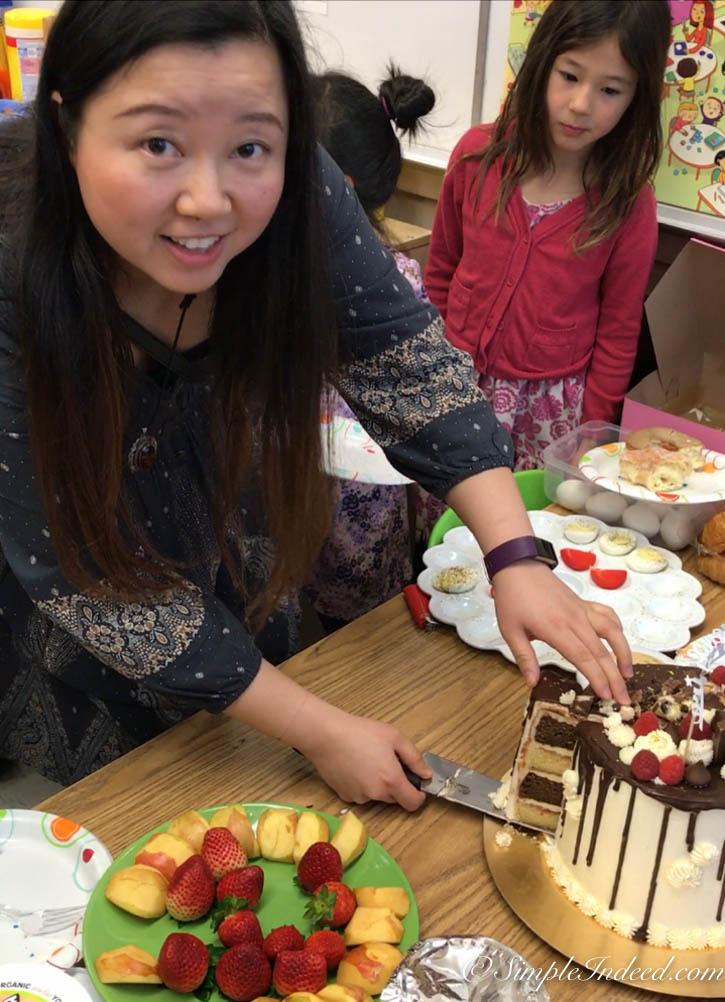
[403,752,551,836]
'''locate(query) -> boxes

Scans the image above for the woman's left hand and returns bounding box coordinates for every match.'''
[492,559,632,703]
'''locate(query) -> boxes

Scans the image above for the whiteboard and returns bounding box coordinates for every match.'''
[295,0,486,169]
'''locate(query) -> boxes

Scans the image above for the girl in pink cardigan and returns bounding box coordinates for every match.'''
[426,0,670,469]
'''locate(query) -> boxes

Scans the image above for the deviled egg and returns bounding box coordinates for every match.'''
[599,529,637,556]
[626,547,668,574]
[563,518,600,544]
[432,565,479,593]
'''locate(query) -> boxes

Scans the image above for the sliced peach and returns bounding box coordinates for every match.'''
[134,832,193,880]
[95,944,162,983]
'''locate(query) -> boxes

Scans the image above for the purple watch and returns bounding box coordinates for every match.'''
[484,535,558,580]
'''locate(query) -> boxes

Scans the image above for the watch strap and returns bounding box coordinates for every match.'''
[484,535,541,579]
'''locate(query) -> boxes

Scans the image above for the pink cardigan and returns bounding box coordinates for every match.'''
[425,125,658,424]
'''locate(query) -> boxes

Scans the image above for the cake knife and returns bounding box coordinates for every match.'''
[403,752,551,835]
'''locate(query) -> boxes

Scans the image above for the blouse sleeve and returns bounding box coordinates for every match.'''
[319,147,513,500]
[0,318,262,717]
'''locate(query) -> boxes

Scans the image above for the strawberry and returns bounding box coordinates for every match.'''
[710,665,725,686]
[630,749,659,781]
[202,826,247,880]
[678,712,712,741]
[305,880,356,928]
[218,909,264,949]
[217,865,264,908]
[166,854,215,921]
[297,842,343,893]
[633,710,660,737]
[304,929,346,970]
[215,943,271,1002]
[659,754,685,786]
[273,948,327,995]
[263,925,305,961]
[157,932,209,993]
[560,548,596,571]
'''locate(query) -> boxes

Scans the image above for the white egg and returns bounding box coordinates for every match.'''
[431,565,479,594]
[584,491,630,523]
[599,529,637,556]
[556,478,594,512]
[621,502,661,538]
[563,518,600,544]
[659,509,696,551]
[626,547,668,573]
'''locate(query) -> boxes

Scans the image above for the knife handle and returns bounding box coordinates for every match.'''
[403,584,433,629]
[400,762,423,790]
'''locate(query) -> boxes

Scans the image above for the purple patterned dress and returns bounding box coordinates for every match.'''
[306,252,446,624]
[476,196,586,471]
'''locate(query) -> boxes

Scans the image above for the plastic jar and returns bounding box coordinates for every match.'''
[4,7,55,101]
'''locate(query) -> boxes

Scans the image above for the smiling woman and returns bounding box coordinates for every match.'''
[0,0,636,807]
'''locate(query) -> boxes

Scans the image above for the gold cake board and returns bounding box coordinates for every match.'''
[483,817,725,998]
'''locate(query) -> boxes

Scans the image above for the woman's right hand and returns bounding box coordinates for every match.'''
[297,708,430,812]
[225,661,429,811]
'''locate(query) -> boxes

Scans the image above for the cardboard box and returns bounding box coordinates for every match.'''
[622,239,725,453]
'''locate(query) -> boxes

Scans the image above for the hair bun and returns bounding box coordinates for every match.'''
[378,62,434,137]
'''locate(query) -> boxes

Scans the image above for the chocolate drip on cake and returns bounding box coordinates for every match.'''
[635,807,671,943]
[686,812,697,852]
[586,769,614,866]
[718,840,725,922]
[609,785,637,910]
[718,840,725,881]
[572,747,595,866]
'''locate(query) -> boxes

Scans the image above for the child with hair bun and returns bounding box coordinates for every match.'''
[308,65,444,630]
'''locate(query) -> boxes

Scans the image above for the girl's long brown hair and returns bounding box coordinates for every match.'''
[0,0,337,630]
[470,0,670,250]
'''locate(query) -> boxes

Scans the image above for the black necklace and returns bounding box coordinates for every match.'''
[128,293,196,473]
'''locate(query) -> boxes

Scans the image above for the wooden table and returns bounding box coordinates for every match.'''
[39,545,725,1000]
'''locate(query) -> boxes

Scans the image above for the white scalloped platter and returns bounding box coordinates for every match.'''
[419,512,705,664]
[578,441,725,503]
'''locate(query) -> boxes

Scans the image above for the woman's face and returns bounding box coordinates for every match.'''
[70,39,288,300]
[692,3,705,27]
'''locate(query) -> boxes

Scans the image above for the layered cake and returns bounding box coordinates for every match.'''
[505,664,725,948]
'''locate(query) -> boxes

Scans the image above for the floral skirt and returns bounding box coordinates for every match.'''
[306,395,446,623]
[476,369,586,471]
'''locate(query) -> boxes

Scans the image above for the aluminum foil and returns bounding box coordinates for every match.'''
[380,937,550,1002]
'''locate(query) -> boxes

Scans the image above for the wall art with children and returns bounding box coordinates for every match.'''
[505,0,725,219]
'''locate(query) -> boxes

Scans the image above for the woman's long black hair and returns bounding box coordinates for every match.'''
[0,0,337,626]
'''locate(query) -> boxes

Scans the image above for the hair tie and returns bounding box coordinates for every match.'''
[380,94,393,121]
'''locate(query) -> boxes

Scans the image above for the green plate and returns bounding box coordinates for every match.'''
[83,803,419,1001]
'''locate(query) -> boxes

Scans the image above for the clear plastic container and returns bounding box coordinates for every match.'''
[542,421,725,550]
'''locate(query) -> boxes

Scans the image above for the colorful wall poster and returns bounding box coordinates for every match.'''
[502,0,725,220]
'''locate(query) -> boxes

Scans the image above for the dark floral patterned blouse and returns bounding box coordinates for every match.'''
[0,149,513,785]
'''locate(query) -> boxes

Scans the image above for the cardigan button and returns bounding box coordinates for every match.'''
[506,277,514,286]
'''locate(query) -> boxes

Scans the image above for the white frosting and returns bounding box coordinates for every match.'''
[619,706,635,722]
[489,777,509,809]
[607,723,636,748]
[633,729,677,760]
[619,746,636,766]
[562,769,579,798]
[603,711,622,729]
[677,738,714,766]
[559,689,576,706]
[665,857,702,889]
[646,923,669,947]
[494,830,512,848]
[689,842,718,867]
[566,795,583,822]
[721,764,725,780]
